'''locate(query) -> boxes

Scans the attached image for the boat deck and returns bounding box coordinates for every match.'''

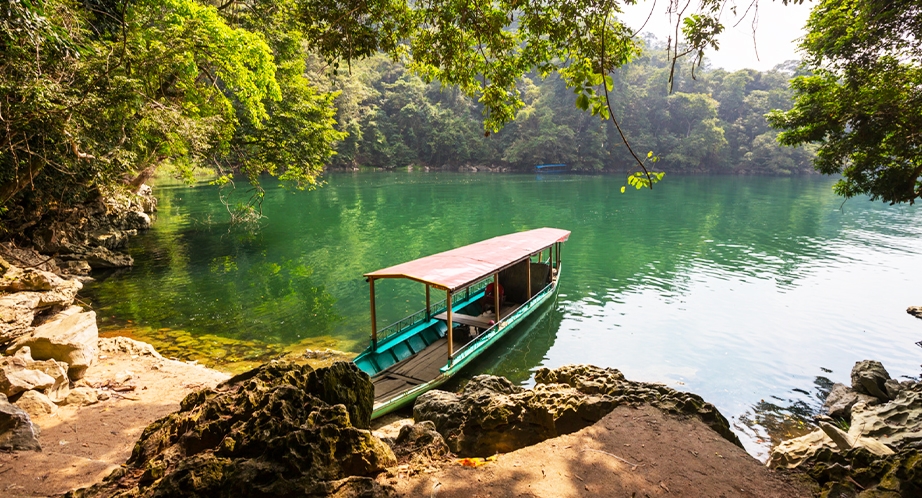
[372,304,520,405]
[372,337,459,403]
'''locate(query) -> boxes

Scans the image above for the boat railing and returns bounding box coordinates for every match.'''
[449,279,554,363]
[375,278,492,345]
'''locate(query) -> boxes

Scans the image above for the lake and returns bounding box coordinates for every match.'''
[83,172,922,458]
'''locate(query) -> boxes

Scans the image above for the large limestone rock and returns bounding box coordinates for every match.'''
[0,267,59,292]
[0,393,41,451]
[13,310,98,380]
[851,360,892,402]
[823,382,879,419]
[414,376,557,456]
[770,367,922,471]
[799,447,922,497]
[0,347,69,401]
[0,350,56,397]
[414,365,742,457]
[15,390,58,418]
[66,361,395,498]
[0,292,41,345]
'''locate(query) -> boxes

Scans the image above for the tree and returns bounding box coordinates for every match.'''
[768,0,922,204]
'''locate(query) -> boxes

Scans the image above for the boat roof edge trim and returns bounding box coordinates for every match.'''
[364,227,570,292]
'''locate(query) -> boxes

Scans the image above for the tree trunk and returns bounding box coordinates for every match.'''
[126,165,158,193]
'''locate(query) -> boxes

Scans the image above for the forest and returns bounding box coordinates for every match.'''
[324,44,816,176]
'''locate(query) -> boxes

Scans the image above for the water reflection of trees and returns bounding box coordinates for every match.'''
[88,173,860,356]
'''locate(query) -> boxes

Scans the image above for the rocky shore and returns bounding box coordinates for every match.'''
[769,357,922,497]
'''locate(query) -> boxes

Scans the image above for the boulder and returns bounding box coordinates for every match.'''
[0,266,60,292]
[387,421,450,463]
[15,390,57,418]
[768,428,835,469]
[0,351,56,397]
[823,382,879,419]
[535,364,742,448]
[0,393,41,451]
[66,361,395,498]
[414,365,742,457]
[90,230,130,250]
[80,246,133,269]
[13,310,98,380]
[98,336,163,358]
[798,447,922,497]
[849,389,922,448]
[64,387,99,406]
[35,278,82,309]
[414,376,556,456]
[59,260,92,276]
[2,346,70,402]
[851,360,892,402]
[908,306,922,319]
[123,211,151,230]
[0,292,41,345]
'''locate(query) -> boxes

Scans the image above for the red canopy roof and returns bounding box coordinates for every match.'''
[365,227,570,292]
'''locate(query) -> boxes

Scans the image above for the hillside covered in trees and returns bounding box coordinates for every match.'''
[324,42,815,176]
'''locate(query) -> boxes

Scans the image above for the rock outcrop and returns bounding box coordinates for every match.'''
[11,310,98,380]
[770,359,922,483]
[66,361,396,498]
[0,393,41,451]
[0,263,83,346]
[414,364,741,457]
[799,447,922,497]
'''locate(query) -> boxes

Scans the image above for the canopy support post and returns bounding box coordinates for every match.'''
[446,290,453,360]
[425,284,431,320]
[494,273,500,321]
[369,278,377,351]
[526,256,532,300]
[556,242,561,270]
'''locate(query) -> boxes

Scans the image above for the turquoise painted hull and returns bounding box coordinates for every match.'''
[355,276,560,419]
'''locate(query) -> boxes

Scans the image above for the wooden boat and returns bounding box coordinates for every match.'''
[353,227,570,419]
[534,163,568,173]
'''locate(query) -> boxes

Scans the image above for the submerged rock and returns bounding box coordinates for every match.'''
[0,393,41,451]
[66,361,395,497]
[414,364,741,457]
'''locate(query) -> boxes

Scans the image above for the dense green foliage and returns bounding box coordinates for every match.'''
[768,0,922,205]
[325,47,815,175]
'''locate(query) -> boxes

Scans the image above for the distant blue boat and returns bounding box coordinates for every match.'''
[535,163,567,173]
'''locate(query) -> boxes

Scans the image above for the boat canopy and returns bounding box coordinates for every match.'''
[364,227,570,292]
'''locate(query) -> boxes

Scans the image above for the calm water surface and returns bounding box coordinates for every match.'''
[84,173,922,458]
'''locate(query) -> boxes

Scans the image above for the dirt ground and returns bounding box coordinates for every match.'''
[388,405,813,498]
[0,351,229,497]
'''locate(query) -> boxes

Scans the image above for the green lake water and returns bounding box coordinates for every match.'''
[83,172,922,459]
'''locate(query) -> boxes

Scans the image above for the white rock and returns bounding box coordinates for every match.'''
[63,387,98,406]
[15,390,57,418]
[13,311,98,380]
[0,355,56,397]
